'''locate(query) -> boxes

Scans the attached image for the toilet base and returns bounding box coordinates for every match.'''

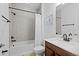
[35,52,44,56]
[34,46,45,56]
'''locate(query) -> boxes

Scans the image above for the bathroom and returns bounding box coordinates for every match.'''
[0,3,79,56]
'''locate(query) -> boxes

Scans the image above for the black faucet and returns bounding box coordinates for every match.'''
[63,34,67,41]
[69,33,72,36]
[63,34,70,41]
[68,33,72,40]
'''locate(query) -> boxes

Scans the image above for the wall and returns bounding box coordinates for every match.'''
[41,3,56,39]
[9,3,41,13]
[9,4,35,42]
[0,3,9,56]
[61,3,79,40]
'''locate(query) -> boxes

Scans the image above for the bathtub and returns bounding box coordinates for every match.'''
[9,40,35,56]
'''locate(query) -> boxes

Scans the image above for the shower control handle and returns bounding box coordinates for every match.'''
[11,36,14,39]
[11,36,16,42]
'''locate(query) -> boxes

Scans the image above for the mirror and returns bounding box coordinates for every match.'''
[56,4,63,35]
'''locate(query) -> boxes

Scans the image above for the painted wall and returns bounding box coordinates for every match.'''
[9,3,41,13]
[9,4,35,42]
[61,3,79,41]
[42,3,56,39]
[0,3,9,56]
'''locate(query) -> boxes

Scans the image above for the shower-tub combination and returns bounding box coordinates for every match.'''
[0,3,42,56]
[9,40,34,56]
[9,3,41,56]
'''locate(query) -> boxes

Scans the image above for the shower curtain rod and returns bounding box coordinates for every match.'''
[9,7,41,14]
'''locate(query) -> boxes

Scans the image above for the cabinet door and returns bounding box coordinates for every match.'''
[55,53,60,56]
[45,47,54,56]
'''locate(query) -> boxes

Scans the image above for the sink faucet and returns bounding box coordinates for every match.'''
[68,33,72,40]
[63,33,72,41]
[69,33,72,36]
[63,34,68,41]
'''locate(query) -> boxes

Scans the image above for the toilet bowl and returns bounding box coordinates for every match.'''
[34,46,45,56]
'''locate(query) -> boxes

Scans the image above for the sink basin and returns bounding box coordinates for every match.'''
[46,37,79,48]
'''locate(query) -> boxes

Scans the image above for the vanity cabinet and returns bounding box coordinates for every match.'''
[45,47,54,56]
[45,41,75,56]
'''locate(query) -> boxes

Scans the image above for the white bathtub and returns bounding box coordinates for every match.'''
[9,40,35,56]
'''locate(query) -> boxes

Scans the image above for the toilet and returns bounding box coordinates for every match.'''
[34,46,45,56]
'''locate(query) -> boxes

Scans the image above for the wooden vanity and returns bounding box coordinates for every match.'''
[45,41,75,56]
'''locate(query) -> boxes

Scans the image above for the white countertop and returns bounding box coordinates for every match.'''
[45,38,79,56]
